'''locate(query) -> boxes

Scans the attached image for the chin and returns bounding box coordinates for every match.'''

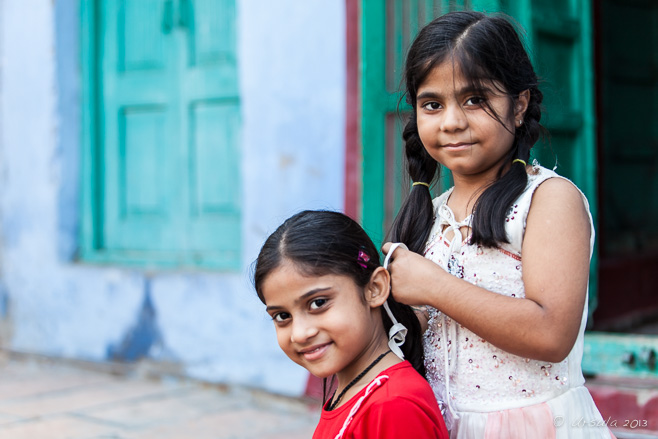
[290,358,335,379]
[305,365,339,380]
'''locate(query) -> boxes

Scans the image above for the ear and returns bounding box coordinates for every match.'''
[366,267,390,308]
[514,89,530,123]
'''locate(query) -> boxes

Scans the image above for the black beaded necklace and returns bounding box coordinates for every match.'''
[327,350,392,411]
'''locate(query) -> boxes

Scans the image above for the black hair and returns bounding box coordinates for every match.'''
[389,11,545,251]
[253,210,426,401]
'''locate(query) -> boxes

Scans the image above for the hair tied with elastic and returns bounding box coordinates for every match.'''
[512,159,526,167]
[412,181,430,188]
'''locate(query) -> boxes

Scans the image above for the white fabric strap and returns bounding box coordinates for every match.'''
[382,243,409,360]
[437,205,471,255]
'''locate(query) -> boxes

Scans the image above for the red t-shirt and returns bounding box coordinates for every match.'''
[313,361,448,439]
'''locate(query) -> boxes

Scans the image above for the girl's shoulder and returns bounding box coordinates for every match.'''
[379,361,436,397]
[526,163,561,190]
[522,163,595,252]
[524,164,591,211]
[351,362,448,438]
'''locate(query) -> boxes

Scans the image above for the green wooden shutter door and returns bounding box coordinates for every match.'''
[181,0,240,266]
[82,0,240,269]
[103,0,181,253]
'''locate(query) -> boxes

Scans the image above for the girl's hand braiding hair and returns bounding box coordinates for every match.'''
[381,242,445,308]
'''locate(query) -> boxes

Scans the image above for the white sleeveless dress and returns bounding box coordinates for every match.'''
[422,165,614,438]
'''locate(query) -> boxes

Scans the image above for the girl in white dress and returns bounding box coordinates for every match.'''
[382,10,614,438]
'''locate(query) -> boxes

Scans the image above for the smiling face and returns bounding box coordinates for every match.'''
[415,59,526,182]
[261,260,389,384]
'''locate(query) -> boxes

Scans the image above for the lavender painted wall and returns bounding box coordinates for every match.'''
[0,0,345,396]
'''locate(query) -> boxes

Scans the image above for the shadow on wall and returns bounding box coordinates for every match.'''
[107,279,162,362]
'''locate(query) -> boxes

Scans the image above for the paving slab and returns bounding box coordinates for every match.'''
[0,353,319,439]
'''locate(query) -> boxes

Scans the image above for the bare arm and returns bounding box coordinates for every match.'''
[383,178,591,362]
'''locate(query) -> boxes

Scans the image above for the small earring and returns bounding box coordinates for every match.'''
[517,119,523,126]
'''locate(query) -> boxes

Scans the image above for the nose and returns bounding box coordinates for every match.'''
[440,104,468,132]
[290,316,318,344]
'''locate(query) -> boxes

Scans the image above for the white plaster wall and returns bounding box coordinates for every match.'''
[0,0,345,397]
[241,0,346,249]
[238,0,346,393]
[0,0,145,360]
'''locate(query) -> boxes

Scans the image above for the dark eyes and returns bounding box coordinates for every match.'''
[273,312,291,323]
[420,96,486,111]
[421,101,441,111]
[310,298,328,310]
[465,96,486,105]
[270,298,329,323]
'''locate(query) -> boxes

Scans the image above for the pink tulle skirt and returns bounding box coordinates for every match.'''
[450,386,616,439]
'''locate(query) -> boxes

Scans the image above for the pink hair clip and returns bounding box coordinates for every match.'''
[357,250,370,268]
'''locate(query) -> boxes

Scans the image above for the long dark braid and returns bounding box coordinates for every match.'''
[387,115,437,254]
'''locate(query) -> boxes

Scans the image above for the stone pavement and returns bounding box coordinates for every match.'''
[2,352,657,439]
[0,352,320,439]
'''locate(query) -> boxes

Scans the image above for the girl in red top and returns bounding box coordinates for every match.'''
[254,210,448,438]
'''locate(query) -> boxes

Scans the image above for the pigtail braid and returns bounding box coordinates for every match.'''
[470,82,545,247]
[387,112,437,254]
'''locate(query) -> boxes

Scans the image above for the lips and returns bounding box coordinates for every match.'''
[443,142,473,149]
[299,342,332,361]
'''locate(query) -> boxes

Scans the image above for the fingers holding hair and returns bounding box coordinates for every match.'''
[381,241,443,308]
[381,242,409,269]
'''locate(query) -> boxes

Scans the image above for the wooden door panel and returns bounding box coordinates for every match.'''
[103,0,180,254]
[188,102,239,215]
[113,106,178,251]
[185,0,237,66]
[180,0,240,267]
[121,108,167,217]
[119,0,169,71]
[531,8,587,185]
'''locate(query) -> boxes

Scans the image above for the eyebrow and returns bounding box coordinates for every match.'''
[265,287,332,312]
[416,85,489,101]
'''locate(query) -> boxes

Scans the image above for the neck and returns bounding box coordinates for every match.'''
[449,168,501,220]
[336,334,388,385]
[332,337,401,409]
[447,184,481,222]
